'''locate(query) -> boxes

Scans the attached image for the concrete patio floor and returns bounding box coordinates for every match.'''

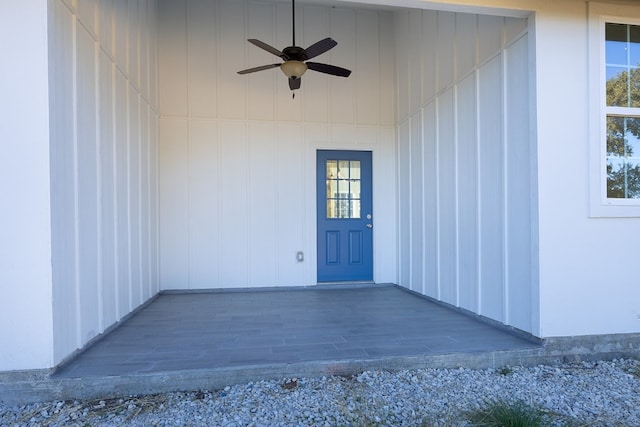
[54,284,540,379]
[9,284,599,404]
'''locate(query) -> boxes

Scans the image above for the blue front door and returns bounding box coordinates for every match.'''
[317,150,373,282]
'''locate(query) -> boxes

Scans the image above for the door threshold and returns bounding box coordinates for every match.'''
[315,281,383,289]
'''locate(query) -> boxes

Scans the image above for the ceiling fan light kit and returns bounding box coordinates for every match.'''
[280,60,307,79]
[238,0,351,95]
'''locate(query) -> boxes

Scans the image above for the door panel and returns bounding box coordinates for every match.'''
[317,150,373,282]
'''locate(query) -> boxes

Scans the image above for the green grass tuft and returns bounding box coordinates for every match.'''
[466,400,546,427]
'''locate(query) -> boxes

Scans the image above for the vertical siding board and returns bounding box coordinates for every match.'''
[303,5,330,123]
[149,0,159,110]
[189,120,220,288]
[114,0,129,76]
[129,89,142,307]
[505,35,532,332]
[356,10,380,125]
[114,70,131,316]
[99,50,117,327]
[329,8,356,124]
[158,0,187,117]
[140,106,151,300]
[436,11,455,92]
[99,0,114,58]
[248,122,278,286]
[274,2,300,121]
[456,73,479,312]
[422,102,438,298]
[128,0,140,90]
[51,1,79,363]
[410,112,423,292]
[276,124,305,285]
[437,90,457,305]
[398,121,411,288]
[189,0,218,118]
[246,1,275,121]
[78,0,97,37]
[76,25,101,344]
[505,17,528,45]
[217,0,247,119]
[408,11,422,114]
[422,11,437,104]
[456,13,477,79]
[478,15,503,65]
[478,55,504,321]
[373,126,397,282]
[378,12,395,126]
[139,0,149,101]
[218,121,249,286]
[159,118,190,289]
[150,112,160,293]
[395,11,409,123]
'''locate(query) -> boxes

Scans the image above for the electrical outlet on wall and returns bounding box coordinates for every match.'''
[296,251,304,262]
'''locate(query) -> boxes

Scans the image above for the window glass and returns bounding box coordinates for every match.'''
[606,116,640,198]
[605,23,640,108]
[325,159,361,218]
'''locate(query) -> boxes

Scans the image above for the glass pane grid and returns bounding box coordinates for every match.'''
[606,23,640,108]
[325,159,361,218]
[606,115,640,198]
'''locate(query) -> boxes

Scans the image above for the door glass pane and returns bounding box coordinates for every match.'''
[326,179,337,199]
[327,200,337,218]
[325,159,362,218]
[351,200,361,218]
[350,179,361,199]
[350,161,361,179]
[326,160,338,178]
[338,179,349,198]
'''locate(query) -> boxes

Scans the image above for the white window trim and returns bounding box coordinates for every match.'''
[588,3,640,217]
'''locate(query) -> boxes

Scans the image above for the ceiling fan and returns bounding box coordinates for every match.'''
[237,0,352,94]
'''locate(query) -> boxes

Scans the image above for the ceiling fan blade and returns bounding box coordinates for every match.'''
[237,63,281,75]
[248,39,286,59]
[304,38,337,60]
[306,62,352,77]
[289,77,301,90]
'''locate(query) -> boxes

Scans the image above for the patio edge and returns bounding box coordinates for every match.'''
[2,333,640,405]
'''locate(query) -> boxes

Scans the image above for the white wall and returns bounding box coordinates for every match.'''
[394,9,538,334]
[48,0,159,365]
[535,1,640,337]
[0,0,55,371]
[158,0,397,289]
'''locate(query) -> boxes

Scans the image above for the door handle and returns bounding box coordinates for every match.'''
[366,223,373,229]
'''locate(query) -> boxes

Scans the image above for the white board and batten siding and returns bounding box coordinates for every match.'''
[394,9,537,335]
[48,0,160,366]
[157,0,397,290]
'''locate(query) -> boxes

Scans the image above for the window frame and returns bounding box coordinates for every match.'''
[589,4,640,217]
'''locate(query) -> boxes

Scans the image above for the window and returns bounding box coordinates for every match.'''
[325,160,361,219]
[605,23,640,199]
[589,4,640,216]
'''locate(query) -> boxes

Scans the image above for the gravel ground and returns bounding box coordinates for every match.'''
[1,358,639,426]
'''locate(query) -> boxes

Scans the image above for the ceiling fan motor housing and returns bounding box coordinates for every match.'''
[281,46,307,61]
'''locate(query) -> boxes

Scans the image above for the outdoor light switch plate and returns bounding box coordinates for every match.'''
[296,251,304,262]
